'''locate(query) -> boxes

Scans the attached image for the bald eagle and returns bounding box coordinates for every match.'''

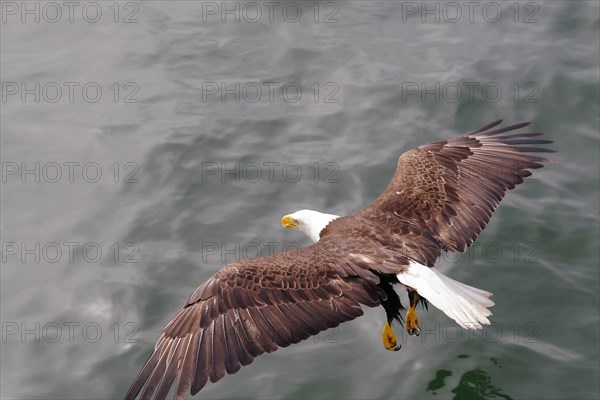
[125,120,554,400]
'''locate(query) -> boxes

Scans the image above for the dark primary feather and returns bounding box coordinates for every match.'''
[125,121,554,399]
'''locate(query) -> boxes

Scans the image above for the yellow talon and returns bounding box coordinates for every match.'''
[382,321,401,351]
[406,306,421,336]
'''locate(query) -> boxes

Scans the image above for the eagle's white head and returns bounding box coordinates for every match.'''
[281,209,340,242]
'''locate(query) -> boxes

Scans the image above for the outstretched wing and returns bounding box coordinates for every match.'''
[365,120,555,252]
[124,230,423,400]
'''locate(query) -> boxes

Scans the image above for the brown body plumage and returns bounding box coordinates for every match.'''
[125,120,554,400]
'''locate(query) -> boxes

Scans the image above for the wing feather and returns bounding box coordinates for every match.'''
[190,329,208,394]
[125,236,398,400]
[174,334,197,398]
[364,120,554,253]
[155,338,183,399]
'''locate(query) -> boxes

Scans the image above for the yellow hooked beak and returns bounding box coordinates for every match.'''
[281,215,299,229]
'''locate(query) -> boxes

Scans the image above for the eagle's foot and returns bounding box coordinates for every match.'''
[382,321,401,351]
[406,306,420,336]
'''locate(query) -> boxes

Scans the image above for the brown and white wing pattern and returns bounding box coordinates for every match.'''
[365,120,555,252]
[124,231,421,400]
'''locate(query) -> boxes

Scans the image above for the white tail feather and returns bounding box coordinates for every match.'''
[397,262,495,329]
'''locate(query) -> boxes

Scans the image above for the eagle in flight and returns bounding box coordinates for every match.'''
[125,120,554,399]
